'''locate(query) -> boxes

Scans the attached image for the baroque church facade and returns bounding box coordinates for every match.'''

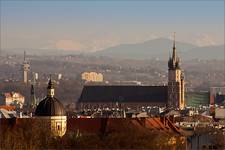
[78,33,185,110]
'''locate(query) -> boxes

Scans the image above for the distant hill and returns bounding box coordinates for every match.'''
[181,45,224,60]
[2,39,224,60]
[94,38,197,60]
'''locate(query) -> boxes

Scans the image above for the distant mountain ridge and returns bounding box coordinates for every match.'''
[2,38,224,60]
[181,45,224,60]
[93,38,196,59]
[94,38,224,60]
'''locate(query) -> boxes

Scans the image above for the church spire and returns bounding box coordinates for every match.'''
[172,32,176,61]
[168,32,181,70]
[30,84,37,109]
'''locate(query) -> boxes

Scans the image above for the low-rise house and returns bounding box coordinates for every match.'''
[0,92,25,108]
[215,108,225,119]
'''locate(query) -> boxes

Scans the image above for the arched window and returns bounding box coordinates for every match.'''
[56,122,61,131]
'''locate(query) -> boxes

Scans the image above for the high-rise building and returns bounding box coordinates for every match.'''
[22,51,30,84]
[168,33,185,110]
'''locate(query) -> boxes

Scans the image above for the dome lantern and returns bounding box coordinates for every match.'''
[47,76,55,97]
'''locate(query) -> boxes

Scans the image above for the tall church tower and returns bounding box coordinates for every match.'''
[168,33,185,110]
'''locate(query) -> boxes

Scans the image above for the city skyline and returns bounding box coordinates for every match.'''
[1,0,224,51]
[0,1,225,149]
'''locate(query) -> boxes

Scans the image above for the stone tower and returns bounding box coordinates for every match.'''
[22,51,30,84]
[168,33,185,110]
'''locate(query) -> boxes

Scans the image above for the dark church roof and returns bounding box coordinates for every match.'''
[78,85,168,103]
[35,97,66,116]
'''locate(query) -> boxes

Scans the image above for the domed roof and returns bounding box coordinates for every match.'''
[35,96,65,116]
[35,77,66,116]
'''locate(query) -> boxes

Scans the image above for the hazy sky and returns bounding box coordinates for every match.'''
[1,0,224,51]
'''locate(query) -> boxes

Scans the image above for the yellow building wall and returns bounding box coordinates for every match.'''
[81,72,103,82]
[36,116,67,137]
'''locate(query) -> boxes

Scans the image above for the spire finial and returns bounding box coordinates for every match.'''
[173,32,176,49]
[172,32,176,61]
[49,74,52,81]
[48,74,53,88]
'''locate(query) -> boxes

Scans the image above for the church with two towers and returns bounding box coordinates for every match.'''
[78,33,186,110]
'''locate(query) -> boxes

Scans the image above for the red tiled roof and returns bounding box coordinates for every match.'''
[0,105,16,111]
[67,117,183,135]
[0,117,183,136]
[67,118,103,133]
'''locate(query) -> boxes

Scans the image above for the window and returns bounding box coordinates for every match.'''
[56,122,61,131]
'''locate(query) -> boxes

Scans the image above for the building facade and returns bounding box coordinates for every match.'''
[81,72,104,82]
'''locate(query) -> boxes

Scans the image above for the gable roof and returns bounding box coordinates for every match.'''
[78,85,168,103]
